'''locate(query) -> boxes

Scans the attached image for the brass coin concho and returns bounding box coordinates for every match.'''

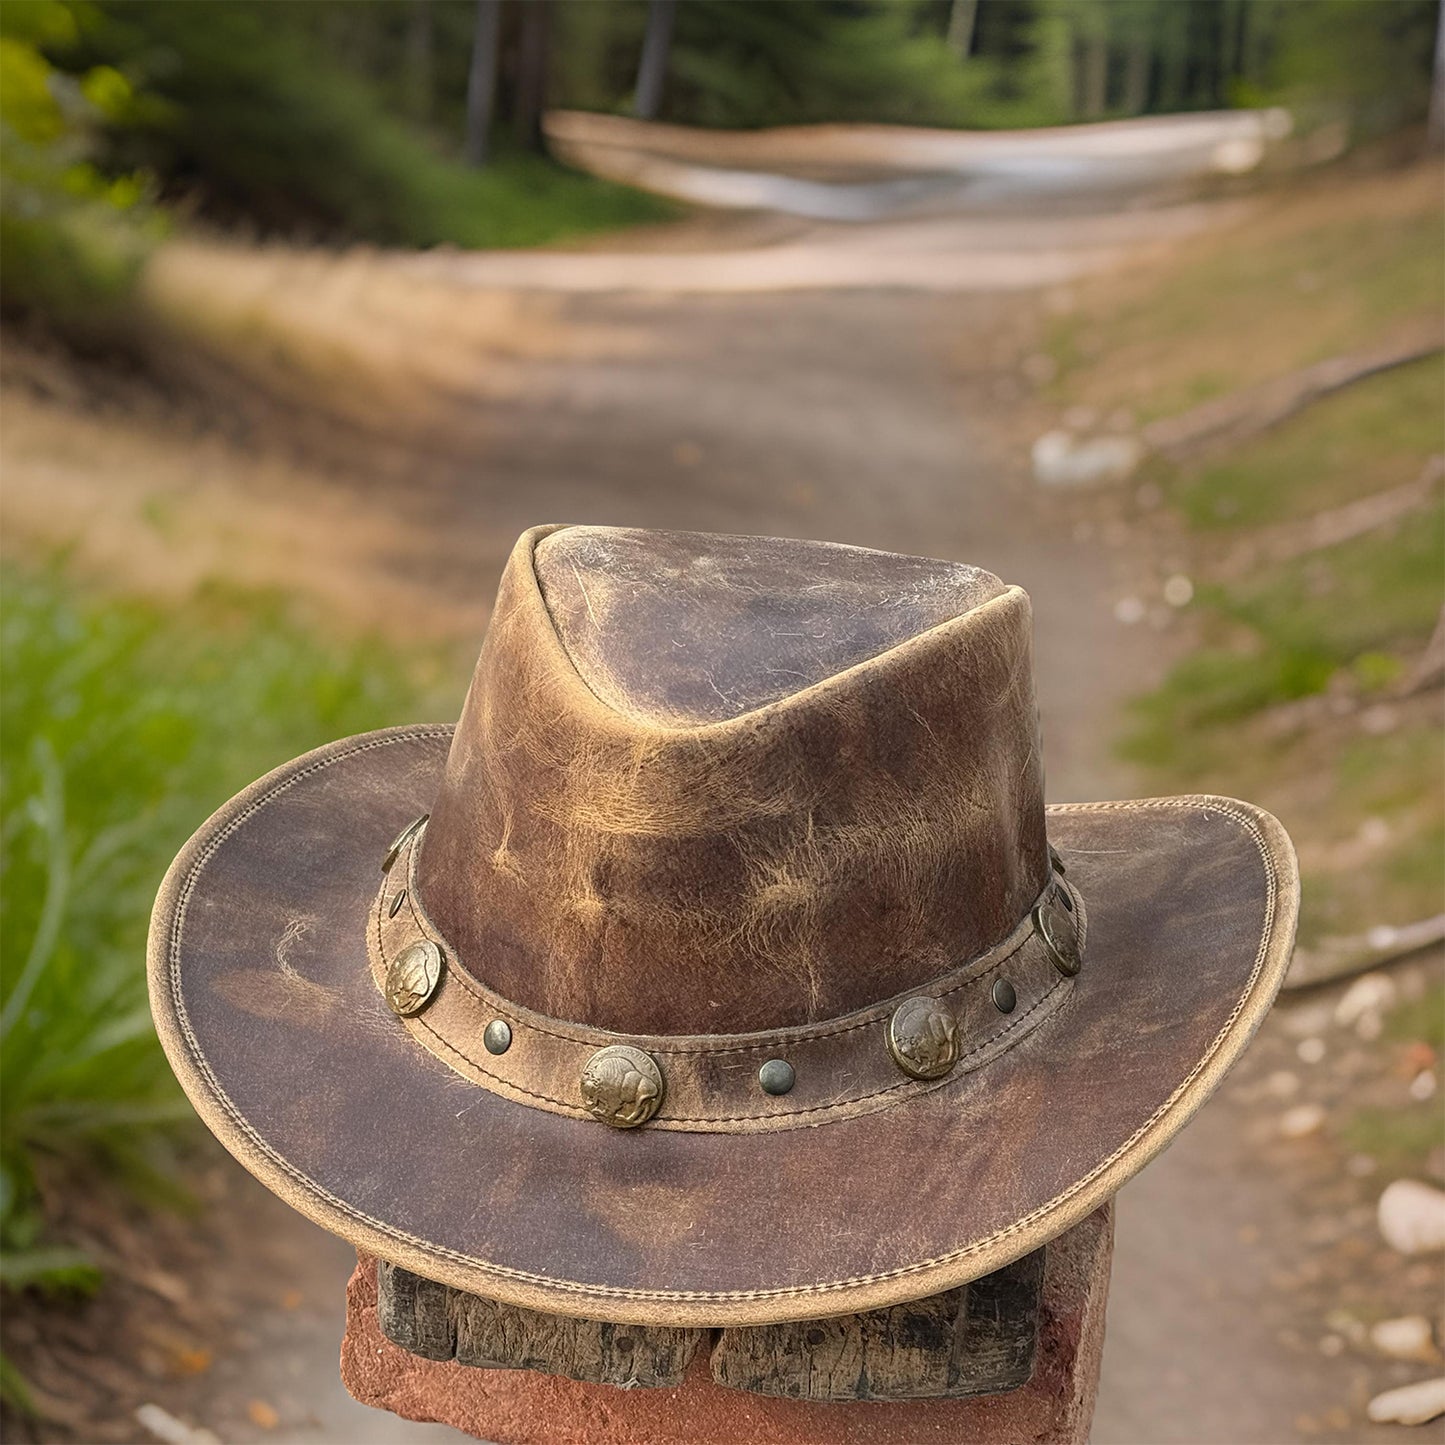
[887,995,961,1081]
[580,1044,665,1129]
[1034,882,1082,978]
[386,939,443,1017]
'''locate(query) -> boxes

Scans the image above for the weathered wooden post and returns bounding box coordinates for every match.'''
[342,1203,1113,1443]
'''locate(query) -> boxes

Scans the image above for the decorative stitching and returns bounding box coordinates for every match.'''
[167,733,1283,1305]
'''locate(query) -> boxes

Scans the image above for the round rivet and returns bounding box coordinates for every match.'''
[758,1059,795,1096]
[381,814,428,874]
[483,1019,512,1055]
[887,996,960,1080]
[1034,900,1082,978]
[580,1045,664,1128]
[992,978,1017,1014]
[385,940,442,1016]
[388,889,407,918]
[1049,844,1067,875]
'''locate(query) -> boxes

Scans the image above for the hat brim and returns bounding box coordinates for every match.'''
[150,725,1297,1327]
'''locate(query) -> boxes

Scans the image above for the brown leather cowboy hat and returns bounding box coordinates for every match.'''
[150,525,1298,1326]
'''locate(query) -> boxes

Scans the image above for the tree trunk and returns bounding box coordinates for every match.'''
[1081,35,1109,119]
[1122,38,1150,115]
[634,0,676,120]
[513,0,551,154]
[405,0,434,124]
[465,0,502,167]
[946,0,979,59]
[1430,0,1445,149]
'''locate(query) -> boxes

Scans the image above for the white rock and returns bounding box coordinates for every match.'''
[1356,1011,1384,1042]
[1032,429,1145,488]
[1366,1377,1445,1426]
[1411,1070,1438,1102]
[1297,1037,1326,1064]
[1336,972,1397,1028]
[135,1405,224,1445]
[1279,1104,1325,1139]
[1371,1315,1437,1363]
[1211,136,1265,175]
[1163,574,1194,608]
[1378,1179,1445,1255]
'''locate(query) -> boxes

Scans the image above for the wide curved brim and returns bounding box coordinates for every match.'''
[150,726,1297,1327]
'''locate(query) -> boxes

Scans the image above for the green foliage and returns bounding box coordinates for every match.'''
[0,567,454,1292]
[58,0,664,247]
[658,0,1066,130]
[1264,0,1441,136]
[0,1,159,335]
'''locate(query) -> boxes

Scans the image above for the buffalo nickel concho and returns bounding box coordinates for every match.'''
[887,996,960,1080]
[385,940,443,1017]
[581,1044,665,1128]
[1034,886,1082,977]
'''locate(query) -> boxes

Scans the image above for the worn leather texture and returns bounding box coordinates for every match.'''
[418,527,1049,1035]
[148,524,1299,1327]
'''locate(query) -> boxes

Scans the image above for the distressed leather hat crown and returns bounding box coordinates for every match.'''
[151,525,1298,1326]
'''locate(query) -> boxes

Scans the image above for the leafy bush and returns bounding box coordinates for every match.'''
[0,568,454,1293]
[0,1,159,337]
[58,0,664,247]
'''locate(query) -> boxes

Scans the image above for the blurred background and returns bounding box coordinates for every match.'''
[1,1,1441,1441]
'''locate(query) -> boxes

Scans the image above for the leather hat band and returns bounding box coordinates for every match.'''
[368,823,1084,1136]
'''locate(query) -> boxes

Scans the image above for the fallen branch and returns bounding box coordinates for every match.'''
[1284,914,1445,991]
[1142,322,1444,461]
[1218,456,1445,577]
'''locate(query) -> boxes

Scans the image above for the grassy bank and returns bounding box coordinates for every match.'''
[0,568,458,1314]
[1046,156,1443,953]
[1044,156,1443,1178]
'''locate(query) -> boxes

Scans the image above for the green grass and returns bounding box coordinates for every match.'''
[1169,355,1445,531]
[1219,500,1443,658]
[416,152,673,251]
[1297,727,1445,944]
[1122,497,1444,768]
[1384,980,1445,1052]
[1339,1100,1444,1177]
[1339,981,1445,1176]
[0,566,457,1295]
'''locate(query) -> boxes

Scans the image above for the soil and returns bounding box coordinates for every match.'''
[2,138,1440,1444]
